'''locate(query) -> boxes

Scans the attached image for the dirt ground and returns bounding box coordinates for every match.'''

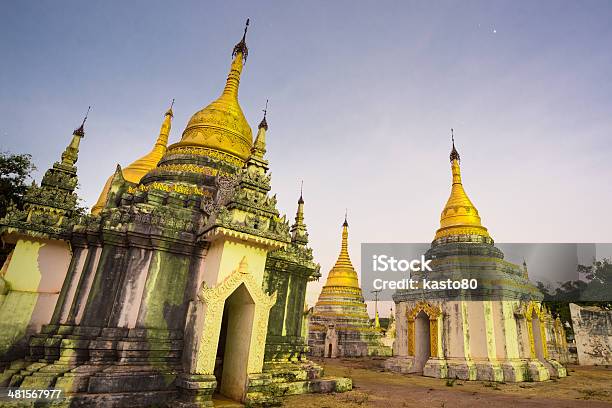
[282,357,612,408]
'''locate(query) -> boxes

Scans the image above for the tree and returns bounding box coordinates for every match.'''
[539,258,612,335]
[0,151,36,219]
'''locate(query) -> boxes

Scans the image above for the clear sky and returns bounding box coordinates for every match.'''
[2,1,611,312]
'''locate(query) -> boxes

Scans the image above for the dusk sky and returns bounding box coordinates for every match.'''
[2,1,611,310]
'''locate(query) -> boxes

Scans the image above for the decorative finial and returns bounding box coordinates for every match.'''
[238,256,249,274]
[233,18,250,62]
[165,98,175,117]
[343,209,349,227]
[298,180,304,204]
[258,99,269,130]
[74,106,91,137]
[449,128,460,162]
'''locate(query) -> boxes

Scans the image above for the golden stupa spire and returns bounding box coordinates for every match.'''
[324,212,360,288]
[434,129,490,240]
[290,181,308,244]
[173,19,253,162]
[252,99,268,158]
[91,102,173,215]
[121,99,174,183]
[222,18,249,98]
[61,106,90,167]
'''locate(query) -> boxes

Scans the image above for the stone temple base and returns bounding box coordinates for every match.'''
[384,356,566,382]
[3,360,351,407]
[368,345,393,357]
[310,341,392,358]
[1,324,352,407]
[176,361,352,407]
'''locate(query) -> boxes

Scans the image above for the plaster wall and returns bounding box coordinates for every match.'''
[72,245,102,324]
[467,301,488,359]
[445,302,465,358]
[569,303,612,365]
[203,239,268,287]
[0,237,71,360]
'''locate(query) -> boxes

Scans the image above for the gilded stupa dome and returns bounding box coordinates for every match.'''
[434,132,490,240]
[170,23,252,163]
[323,217,362,289]
[174,55,252,162]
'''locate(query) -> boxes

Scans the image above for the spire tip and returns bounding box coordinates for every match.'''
[449,128,460,162]
[233,18,250,61]
[258,99,269,130]
[166,99,175,117]
[74,106,90,137]
[298,180,304,204]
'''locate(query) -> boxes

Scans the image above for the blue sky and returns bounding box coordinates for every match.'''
[2,1,611,309]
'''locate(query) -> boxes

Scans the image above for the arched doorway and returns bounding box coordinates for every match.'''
[215,283,255,402]
[324,325,337,358]
[414,310,431,373]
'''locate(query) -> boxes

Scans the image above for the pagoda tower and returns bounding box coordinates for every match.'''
[0,113,87,364]
[0,20,350,406]
[309,216,390,357]
[386,132,566,382]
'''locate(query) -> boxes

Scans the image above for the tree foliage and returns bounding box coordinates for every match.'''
[0,151,36,218]
[538,258,612,334]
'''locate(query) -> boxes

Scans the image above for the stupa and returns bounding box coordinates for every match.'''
[0,20,351,406]
[309,217,391,357]
[385,132,567,382]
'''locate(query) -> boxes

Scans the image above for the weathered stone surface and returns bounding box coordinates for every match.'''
[570,303,612,365]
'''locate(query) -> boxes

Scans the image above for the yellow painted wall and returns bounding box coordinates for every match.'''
[0,236,71,358]
[203,238,268,287]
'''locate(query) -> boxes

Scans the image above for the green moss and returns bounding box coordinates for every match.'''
[141,251,190,386]
[0,292,38,358]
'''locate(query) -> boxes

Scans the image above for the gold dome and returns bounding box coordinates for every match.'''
[323,218,361,289]
[434,138,490,240]
[91,106,173,215]
[170,43,252,162]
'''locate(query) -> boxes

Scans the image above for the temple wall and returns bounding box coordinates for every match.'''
[285,274,302,336]
[109,247,153,328]
[0,236,71,361]
[445,302,465,358]
[501,300,520,359]
[515,310,532,359]
[394,302,408,356]
[51,244,89,324]
[70,245,102,325]
[265,270,289,337]
[569,303,612,365]
[265,276,308,359]
[136,250,191,330]
[80,243,129,327]
[203,239,268,286]
[467,301,488,359]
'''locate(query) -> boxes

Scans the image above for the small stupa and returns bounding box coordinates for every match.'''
[308,216,391,357]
